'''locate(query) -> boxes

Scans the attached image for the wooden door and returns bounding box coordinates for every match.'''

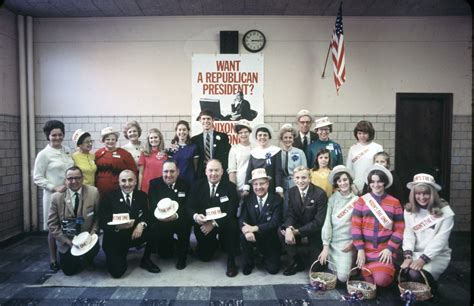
[395,93,452,202]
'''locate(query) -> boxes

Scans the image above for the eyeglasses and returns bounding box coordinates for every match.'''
[66,176,82,182]
[318,128,330,132]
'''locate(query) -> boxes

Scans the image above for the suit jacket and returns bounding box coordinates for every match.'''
[99,189,151,251]
[191,131,231,178]
[240,193,282,236]
[187,178,238,227]
[231,100,256,121]
[148,176,190,221]
[293,131,318,153]
[285,183,328,238]
[48,185,100,254]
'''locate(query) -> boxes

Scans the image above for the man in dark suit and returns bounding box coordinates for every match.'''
[148,160,191,270]
[187,159,240,277]
[191,110,231,179]
[293,109,318,161]
[228,91,257,121]
[99,170,160,278]
[48,166,100,275]
[279,166,327,276]
[240,168,282,275]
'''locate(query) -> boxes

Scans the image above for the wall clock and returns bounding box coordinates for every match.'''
[242,30,266,53]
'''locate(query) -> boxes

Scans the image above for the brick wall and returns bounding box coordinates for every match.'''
[35,114,471,231]
[0,115,23,240]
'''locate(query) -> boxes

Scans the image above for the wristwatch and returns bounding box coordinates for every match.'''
[139,221,147,229]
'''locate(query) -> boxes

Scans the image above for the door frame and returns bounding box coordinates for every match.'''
[395,93,453,200]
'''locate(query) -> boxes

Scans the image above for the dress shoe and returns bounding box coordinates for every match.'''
[50,261,60,273]
[242,264,254,275]
[226,259,238,277]
[176,258,187,270]
[283,261,304,276]
[140,258,161,273]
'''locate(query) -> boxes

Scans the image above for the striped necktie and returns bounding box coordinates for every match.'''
[205,133,211,161]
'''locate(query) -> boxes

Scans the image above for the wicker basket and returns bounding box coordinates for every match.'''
[398,269,433,301]
[346,267,377,300]
[309,259,337,290]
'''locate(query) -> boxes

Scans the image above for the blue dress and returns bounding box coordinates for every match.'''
[167,143,198,184]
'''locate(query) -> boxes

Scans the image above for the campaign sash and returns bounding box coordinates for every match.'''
[412,209,454,233]
[351,147,369,164]
[362,193,393,230]
[335,196,358,222]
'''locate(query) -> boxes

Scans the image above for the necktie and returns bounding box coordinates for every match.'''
[126,194,131,207]
[301,192,306,203]
[284,151,289,176]
[205,133,211,161]
[258,197,264,212]
[169,184,173,190]
[74,192,79,216]
[211,184,216,198]
[303,135,308,152]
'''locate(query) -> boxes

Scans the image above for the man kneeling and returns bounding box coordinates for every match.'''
[99,170,159,278]
[240,168,282,275]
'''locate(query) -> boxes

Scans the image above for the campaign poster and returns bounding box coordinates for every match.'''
[192,54,264,144]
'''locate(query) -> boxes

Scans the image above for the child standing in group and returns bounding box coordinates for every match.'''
[311,149,333,198]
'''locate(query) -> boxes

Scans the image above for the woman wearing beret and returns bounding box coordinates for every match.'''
[318,165,358,282]
[122,120,145,167]
[95,127,137,197]
[243,124,284,198]
[351,164,404,287]
[71,129,97,186]
[401,174,454,296]
[33,120,74,272]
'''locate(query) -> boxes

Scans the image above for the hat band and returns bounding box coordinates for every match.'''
[75,235,92,249]
[113,215,129,222]
[159,206,173,213]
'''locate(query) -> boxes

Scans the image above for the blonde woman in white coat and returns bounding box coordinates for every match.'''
[400,173,455,296]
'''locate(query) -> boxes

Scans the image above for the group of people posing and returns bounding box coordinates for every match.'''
[33,109,454,297]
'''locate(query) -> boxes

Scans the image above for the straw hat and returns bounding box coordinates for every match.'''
[296,109,313,122]
[72,129,91,146]
[154,198,179,220]
[314,117,333,130]
[100,127,120,139]
[235,119,252,133]
[406,173,441,191]
[205,207,227,221]
[71,232,99,256]
[248,168,272,183]
[328,165,354,185]
[364,163,393,188]
[107,213,132,226]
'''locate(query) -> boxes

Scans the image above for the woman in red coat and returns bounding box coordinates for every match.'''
[95,127,137,197]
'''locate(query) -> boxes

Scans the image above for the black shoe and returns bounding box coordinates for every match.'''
[50,261,60,273]
[176,258,187,270]
[140,258,161,273]
[226,258,238,277]
[283,261,304,276]
[243,264,254,275]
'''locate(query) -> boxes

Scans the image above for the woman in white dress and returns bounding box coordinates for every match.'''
[228,119,253,196]
[318,165,358,282]
[401,173,455,295]
[122,120,144,166]
[33,120,74,272]
[346,120,383,194]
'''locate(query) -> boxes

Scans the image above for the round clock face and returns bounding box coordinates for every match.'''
[243,30,266,53]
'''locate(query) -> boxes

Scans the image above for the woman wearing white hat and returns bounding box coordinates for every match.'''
[318,165,358,282]
[228,119,254,195]
[95,127,137,197]
[400,174,454,296]
[243,124,284,198]
[72,129,96,186]
[307,117,343,169]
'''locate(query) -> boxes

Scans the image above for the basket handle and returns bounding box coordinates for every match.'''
[398,268,431,289]
[309,259,338,276]
[347,266,375,286]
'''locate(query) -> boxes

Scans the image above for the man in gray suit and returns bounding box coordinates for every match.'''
[48,166,100,275]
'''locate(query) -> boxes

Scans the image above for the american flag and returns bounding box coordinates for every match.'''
[331,3,345,93]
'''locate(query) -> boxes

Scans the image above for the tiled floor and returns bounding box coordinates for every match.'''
[0,232,470,305]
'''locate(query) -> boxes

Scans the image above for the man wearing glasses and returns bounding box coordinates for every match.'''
[293,109,318,158]
[48,166,100,275]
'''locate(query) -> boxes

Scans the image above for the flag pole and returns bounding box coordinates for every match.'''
[321,42,331,78]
